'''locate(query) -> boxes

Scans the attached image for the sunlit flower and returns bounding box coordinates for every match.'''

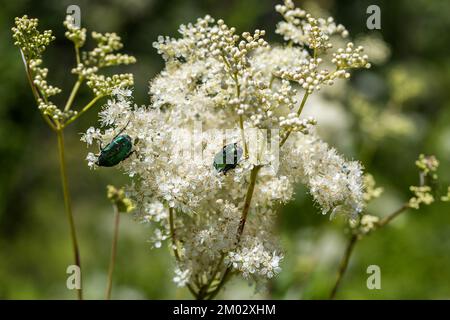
[84,0,368,292]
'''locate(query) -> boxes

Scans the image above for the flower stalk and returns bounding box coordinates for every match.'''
[329,203,409,299]
[12,14,136,300]
[105,203,120,300]
[83,0,372,300]
[56,129,83,300]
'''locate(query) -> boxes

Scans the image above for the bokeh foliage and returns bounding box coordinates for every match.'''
[0,0,449,299]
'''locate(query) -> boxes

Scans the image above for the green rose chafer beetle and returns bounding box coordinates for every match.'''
[96,134,134,167]
[95,120,135,167]
[213,143,243,174]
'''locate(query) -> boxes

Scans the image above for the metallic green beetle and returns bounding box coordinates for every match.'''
[96,134,133,167]
[213,143,243,174]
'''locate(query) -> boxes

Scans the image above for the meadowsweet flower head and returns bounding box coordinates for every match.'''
[85,1,368,294]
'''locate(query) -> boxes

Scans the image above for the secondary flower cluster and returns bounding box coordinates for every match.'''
[274,0,370,94]
[84,1,368,294]
[275,0,348,49]
[350,154,449,237]
[12,15,135,126]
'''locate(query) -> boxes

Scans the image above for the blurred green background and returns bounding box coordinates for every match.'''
[0,0,449,299]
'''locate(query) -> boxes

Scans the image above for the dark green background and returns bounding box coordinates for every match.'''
[0,0,449,299]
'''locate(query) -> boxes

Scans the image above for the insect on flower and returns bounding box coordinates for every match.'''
[96,122,135,167]
[213,143,243,174]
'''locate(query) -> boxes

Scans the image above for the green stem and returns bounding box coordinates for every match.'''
[197,255,225,299]
[64,44,83,112]
[329,233,358,300]
[64,95,103,128]
[20,49,57,131]
[106,203,120,300]
[207,268,231,300]
[20,49,41,102]
[64,77,83,112]
[56,129,83,300]
[74,45,81,65]
[237,166,261,237]
[329,203,410,299]
[169,207,181,261]
[376,203,409,229]
[280,91,310,147]
[232,72,247,158]
[269,74,275,89]
[204,165,261,300]
[168,208,199,299]
[239,115,248,158]
[41,112,57,132]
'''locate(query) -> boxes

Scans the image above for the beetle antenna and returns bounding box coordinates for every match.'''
[112,118,132,140]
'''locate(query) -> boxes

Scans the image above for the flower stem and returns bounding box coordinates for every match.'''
[56,129,83,300]
[169,207,181,261]
[106,203,120,300]
[237,165,261,237]
[19,49,57,131]
[197,255,225,299]
[329,233,357,300]
[220,52,248,157]
[74,45,81,65]
[239,115,248,158]
[376,204,409,228]
[280,91,309,147]
[63,95,103,128]
[206,268,231,300]
[168,207,199,298]
[204,165,261,300]
[64,77,83,112]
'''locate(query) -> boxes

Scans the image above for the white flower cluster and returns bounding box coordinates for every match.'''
[29,59,62,97]
[38,100,77,121]
[173,267,191,287]
[84,1,368,295]
[12,16,62,102]
[64,15,136,97]
[275,0,348,49]
[273,0,370,94]
[12,15,136,127]
[63,15,86,47]
[86,73,134,97]
[227,241,283,279]
[279,114,316,134]
[12,16,55,60]
[284,130,364,219]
